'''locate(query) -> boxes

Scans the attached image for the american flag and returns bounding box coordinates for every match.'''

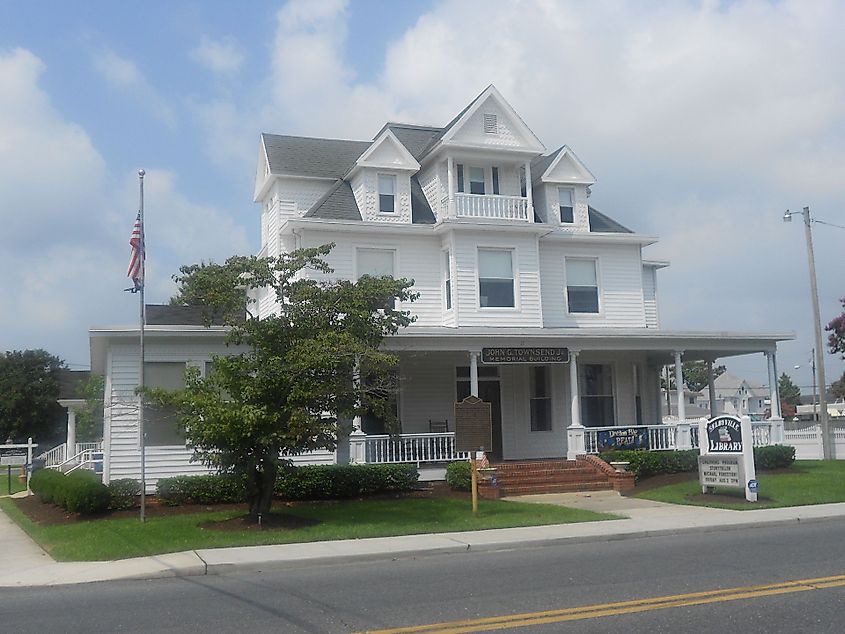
[127,212,144,292]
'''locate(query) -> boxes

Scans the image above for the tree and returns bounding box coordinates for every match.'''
[828,297,845,358]
[661,361,726,392]
[832,371,845,401]
[150,244,417,519]
[75,374,105,442]
[0,349,66,443]
[778,373,802,407]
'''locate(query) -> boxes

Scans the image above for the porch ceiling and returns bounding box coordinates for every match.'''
[384,326,794,362]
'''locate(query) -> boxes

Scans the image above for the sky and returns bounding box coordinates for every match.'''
[1,0,843,395]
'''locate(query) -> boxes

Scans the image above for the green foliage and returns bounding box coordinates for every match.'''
[662,361,726,392]
[0,349,66,444]
[30,468,65,504]
[446,461,472,491]
[32,469,109,514]
[754,445,796,470]
[778,373,802,407]
[274,464,419,500]
[151,244,418,518]
[600,450,699,480]
[156,474,248,506]
[831,371,845,401]
[107,478,141,510]
[75,374,105,443]
[827,297,845,359]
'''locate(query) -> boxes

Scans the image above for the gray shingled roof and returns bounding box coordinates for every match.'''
[262,134,370,179]
[530,148,563,184]
[385,124,444,160]
[410,176,435,224]
[588,207,633,234]
[146,305,231,326]
[304,181,362,220]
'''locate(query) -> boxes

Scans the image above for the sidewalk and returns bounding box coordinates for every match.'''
[3,491,845,588]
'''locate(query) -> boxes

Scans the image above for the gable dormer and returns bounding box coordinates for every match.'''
[532,146,596,231]
[346,129,420,224]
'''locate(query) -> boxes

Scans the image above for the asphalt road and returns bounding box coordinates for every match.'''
[3,518,845,633]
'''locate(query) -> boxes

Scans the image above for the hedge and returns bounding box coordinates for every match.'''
[754,445,795,470]
[30,468,110,514]
[445,461,472,491]
[155,464,420,505]
[108,478,142,510]
[599,449,699,480]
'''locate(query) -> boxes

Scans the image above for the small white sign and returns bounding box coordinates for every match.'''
[1,454,26,466]
[698,454,745,488]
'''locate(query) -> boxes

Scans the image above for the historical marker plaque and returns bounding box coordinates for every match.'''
[454,396,492,453]
[481,347,569,364]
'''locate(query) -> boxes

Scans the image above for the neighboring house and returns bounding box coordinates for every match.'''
[661,385,710,421]
[89,85,791,486]
[693,372,769,418]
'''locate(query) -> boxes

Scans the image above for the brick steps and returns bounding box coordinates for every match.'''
[478,457,625,499]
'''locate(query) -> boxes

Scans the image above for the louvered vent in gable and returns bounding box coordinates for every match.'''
[483,113,498,134]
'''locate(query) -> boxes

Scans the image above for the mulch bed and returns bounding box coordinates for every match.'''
[11,481,470,530]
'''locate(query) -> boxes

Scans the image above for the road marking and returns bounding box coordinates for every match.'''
[358,573,845,633]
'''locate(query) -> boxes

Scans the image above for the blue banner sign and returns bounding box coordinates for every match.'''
[597,427,649,452]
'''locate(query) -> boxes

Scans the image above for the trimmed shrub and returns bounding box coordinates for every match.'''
[108,478,142,510]
[754,445,795,470]
[60,470,111,514]
[275,464,419,500]
[156,474,248,506]
[30,468,65,504]
[599,449,699,480]
[445,461,472,491]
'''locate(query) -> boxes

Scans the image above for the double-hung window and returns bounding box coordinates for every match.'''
[357,248,396,308]
[530,366,552,431]
[143,362,187,446]
[478,249,514,308]
[558,187,574,223]
[378,174,395,213]
[566,258,599,313]
[444,250,452,310]
[469,167,485,195]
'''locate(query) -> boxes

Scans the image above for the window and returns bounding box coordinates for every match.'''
[483,113,498,134]
[530,366,552,431]
[143,362,187,446]
[444,250,452,310]
[492,166,500,195]
[456,164,464,193]
[566,258,599,313]
[357,248,396,308]
[580,364,615,427]
[558,188,574,223]
[478,249,514,308]
[378,174,395,213]
[469,167,485,195]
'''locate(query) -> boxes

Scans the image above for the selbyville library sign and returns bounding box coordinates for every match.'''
[697,414,758,502]
[482,347,570,364]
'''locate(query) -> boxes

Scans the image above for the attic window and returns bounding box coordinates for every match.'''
[483,113,498,134]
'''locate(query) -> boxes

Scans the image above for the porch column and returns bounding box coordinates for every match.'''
[765,350,782,419]
[469,351,479,397]
[567,350,585,460]
[707,360,717,417]
[447,156,456,218]
[66,409,76,458]
[524,160,533,218]
[350,355,366,464]
[674,350,686,422]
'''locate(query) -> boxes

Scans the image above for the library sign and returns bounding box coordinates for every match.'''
[481,347,569,364]
[697,414,758,502]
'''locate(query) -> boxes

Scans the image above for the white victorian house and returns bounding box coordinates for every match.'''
[83,86,792,488]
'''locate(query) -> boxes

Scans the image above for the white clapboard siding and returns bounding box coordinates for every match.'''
[398,352,464,433]
[642,266,659,328]
[540,242,646,328]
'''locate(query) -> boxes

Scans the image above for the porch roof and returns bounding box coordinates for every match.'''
[384,326,794,361]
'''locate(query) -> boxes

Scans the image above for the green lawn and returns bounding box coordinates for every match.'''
[0,496,617,562]
[634,460,845,510]
[1,468,26,495]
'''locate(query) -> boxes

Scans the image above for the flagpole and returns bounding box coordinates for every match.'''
[138,169,147,523]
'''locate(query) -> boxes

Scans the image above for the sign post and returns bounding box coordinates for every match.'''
[698,415,757,502]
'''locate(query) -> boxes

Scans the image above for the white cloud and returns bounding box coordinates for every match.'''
[190,35,246,75]
[92,49,176,127]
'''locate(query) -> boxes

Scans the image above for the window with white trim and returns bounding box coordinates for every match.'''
[444,250,452,310]
[566,258,599,313]
[492,166,500,195]
[378,174,395,213]
[530,366,552,431]
[143,362,186,446]
[469,167,485,195]
[558,187,574,223]
[357,248,396,308]
[580,364,615,427]
[478,249,514,308]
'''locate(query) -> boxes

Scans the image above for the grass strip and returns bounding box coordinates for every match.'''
[0,497,617,562]
[634,460,845,509]
[0,469,26,496]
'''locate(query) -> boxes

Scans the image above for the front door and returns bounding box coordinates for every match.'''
[457,377,503,461]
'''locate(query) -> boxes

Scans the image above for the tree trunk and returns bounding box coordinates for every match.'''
[248,459,278,520]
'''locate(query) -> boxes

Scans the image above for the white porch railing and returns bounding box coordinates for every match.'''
[40,441,103,471]
[363,432,469,465]
[64,448,104,475]
[454,193,530,221]
[38,443,67,467]
[583,420,775,454]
